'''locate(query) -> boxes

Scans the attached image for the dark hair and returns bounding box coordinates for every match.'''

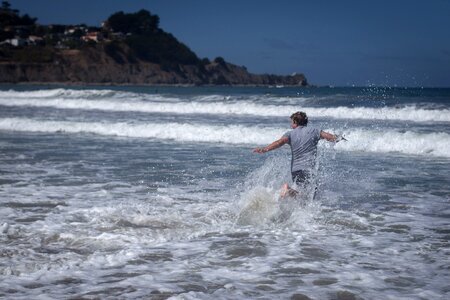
[290,111,308,126]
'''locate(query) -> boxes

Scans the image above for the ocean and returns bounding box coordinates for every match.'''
[0,85,449,299]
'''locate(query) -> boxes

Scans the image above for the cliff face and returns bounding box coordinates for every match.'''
[0,6,308,86]
[0,43,307,86]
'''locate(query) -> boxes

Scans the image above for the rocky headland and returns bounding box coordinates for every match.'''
[0,3,307,86]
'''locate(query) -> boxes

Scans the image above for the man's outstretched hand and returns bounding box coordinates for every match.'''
[336,135,348,142]
[253,147,266,154]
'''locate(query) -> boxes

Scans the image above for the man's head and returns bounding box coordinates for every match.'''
[290,111,308,128]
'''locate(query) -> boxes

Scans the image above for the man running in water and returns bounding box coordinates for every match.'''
[253,111,344,198]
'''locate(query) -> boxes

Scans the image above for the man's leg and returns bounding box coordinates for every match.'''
[279,170,310,199]
[280,183,299,199]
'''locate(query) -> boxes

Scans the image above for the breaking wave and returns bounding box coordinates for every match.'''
[1,117,449,158]
[0,94,449,123]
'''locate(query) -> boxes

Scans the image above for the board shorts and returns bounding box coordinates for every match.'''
[291,170,312,185]
[292,169,317,200]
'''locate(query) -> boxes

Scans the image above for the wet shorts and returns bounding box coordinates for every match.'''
[291,170,311,185]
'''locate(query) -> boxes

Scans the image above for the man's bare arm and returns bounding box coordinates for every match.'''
[320,131,346,142]
[253,136,289,153]
[320,131,337,142]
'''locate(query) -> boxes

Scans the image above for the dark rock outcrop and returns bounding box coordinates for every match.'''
[0,43,307,86]
[0,5,308,86]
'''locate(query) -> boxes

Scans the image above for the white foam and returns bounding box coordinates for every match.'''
[331,129,450,158]
[313,105,450,123]
[1,117,449,158]
[0,117,282,145]
[236,187,279,225]
[0,92,449,123]
[0,88,119,99]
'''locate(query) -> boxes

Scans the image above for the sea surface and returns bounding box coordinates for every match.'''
[0,85,449,299]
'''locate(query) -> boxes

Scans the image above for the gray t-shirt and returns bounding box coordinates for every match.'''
[283,126,321,172]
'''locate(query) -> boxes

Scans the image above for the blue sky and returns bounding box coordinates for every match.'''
[9,0,450,87]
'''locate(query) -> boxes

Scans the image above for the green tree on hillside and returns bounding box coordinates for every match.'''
[0,1,37,27]
[106,9,159,34]
[105,9,200,67]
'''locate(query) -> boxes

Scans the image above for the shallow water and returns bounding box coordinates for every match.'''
[0,86,449,299]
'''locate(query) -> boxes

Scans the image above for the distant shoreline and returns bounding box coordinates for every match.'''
[1,6,308,87]
[2,82,448,89]
[0,81,313,88]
